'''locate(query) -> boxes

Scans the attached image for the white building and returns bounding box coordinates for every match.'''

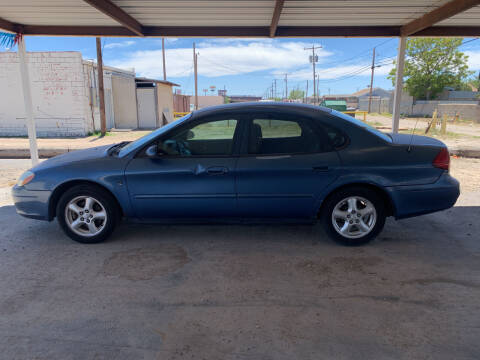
[0,51,178,137]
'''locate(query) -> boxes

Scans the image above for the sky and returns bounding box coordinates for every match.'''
[3,36,480,98]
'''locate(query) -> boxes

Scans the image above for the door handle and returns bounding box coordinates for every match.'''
[312,165,329,172]
[206,166,228,175]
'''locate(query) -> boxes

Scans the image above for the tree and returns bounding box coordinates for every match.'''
[288,89,305,100]
[468,75,480,91]
[389,38,473,100]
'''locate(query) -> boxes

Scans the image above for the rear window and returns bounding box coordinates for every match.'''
[331,110,392,143]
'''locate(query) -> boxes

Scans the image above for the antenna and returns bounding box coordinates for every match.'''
[407,117,420,152]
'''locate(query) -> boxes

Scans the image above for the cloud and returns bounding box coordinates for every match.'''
[104,40,135,49]
[110,41,333,78]
[465,50,480,71]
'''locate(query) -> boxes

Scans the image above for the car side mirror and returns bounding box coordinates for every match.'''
[145,144,160,157]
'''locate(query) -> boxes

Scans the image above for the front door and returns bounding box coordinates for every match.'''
[236,113,341,219]
[125,116,241,219]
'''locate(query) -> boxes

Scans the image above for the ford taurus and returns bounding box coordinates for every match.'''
[12,103,460,245]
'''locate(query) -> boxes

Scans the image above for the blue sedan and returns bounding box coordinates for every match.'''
[12,103,459,245]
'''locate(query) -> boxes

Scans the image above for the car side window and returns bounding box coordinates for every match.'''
[248,117,322,155]
[159,118,238,156]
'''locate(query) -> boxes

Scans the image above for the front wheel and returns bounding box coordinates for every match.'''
[56,185,118,244]
[321,187,386,246]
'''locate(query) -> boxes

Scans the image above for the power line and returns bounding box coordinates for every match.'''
[319,38,395,68]
[460,38,479,46]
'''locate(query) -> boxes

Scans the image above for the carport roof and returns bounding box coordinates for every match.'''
[1,0,480,38]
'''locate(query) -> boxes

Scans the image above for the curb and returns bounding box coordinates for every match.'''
[450,148,480,159]
[1,147,480,159]
[0,149,71,159]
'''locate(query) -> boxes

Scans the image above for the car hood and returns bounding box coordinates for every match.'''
[32,144,113,171]
[390,133,445,148]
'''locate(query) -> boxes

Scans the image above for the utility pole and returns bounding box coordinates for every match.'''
[368,47,376,113]
[305,80,308,103]
[162,38,167,81]
[284,73,288,99]
[316,74,320,101]
[96,37,106,136]
[193,42,198,110]
[304,45,322,105]
[273,79,277,99]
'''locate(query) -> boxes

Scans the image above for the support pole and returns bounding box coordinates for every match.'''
[18,37,38,166]
[162,38,167,81]
[96,37,106,136]
[193,42,198,110]
[392,37,406,134]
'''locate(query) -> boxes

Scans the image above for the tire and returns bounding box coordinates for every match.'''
[56,184,119,244]
[320,186,386,246]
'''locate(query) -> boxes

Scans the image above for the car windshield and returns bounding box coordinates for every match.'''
[331,110,392,143]
[117,113,192,156]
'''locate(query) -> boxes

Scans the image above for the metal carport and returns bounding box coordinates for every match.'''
[1,0,480,165]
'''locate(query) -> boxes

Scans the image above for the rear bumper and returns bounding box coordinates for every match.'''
[11,185,51,221]
[387,173,460,219]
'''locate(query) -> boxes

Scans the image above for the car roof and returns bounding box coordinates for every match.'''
[191,102,333,118]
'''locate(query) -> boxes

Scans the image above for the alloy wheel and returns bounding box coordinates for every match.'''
[65,196,107,237]
[331,196,377,239]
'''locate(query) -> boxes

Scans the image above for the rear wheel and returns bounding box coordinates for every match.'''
[321,187,386,246]
[56,185,118,244]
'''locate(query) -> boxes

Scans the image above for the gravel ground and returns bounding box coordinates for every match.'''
[366,114,480,150]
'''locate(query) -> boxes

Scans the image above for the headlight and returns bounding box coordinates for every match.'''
[17,170,35,187]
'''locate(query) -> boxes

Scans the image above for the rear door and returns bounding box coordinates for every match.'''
[236,112,341,219]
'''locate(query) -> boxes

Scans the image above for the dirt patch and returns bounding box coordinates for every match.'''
[295,260,331,275]
[0,165,24,188]
[296,256,383,275]
[401,277,480,289]
[329,256,383,274]
[102,245,190,281]
[450,157,480,192]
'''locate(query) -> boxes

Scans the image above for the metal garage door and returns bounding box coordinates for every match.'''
[112,76,138,129]
[137,88,157,129]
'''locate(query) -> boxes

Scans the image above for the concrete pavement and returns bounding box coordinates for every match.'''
[0,182,479,358]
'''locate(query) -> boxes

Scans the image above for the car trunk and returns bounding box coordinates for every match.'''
[389,133,446,148]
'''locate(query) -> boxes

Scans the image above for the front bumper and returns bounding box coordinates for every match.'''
[11,185,51,221]
[387,172,460,219]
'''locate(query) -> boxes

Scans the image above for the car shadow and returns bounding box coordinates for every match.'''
[1,204,478,250]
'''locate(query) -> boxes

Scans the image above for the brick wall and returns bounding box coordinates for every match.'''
[0,52,89,137]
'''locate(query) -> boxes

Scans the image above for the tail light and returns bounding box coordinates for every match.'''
[433,148,450,171]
